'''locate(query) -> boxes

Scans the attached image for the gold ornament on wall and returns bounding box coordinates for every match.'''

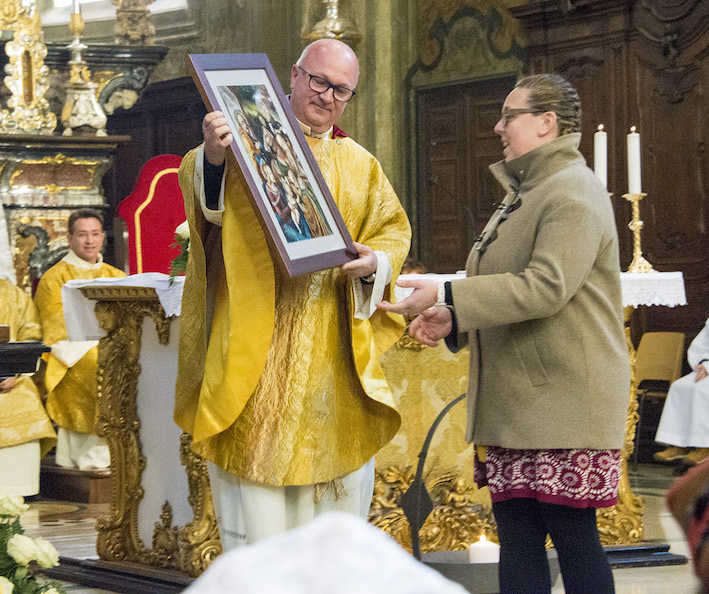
[304,0,362,49]
[61,5,107,136]
[0,0,57,134]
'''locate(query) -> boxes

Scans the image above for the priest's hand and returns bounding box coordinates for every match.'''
[696,364,708,382]
[377,278,438,315]
[341,242,377,278]
[409,307,453,347]
[0,375,18,392]
[203,111,233,166]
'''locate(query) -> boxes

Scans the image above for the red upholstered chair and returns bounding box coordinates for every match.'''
[116,155,186,275]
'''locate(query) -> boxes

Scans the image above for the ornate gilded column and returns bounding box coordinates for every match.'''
[0,0,57,134]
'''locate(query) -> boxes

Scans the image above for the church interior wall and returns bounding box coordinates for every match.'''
[39,0,709,344]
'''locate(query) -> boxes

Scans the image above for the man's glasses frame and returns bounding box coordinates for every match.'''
[500,108,546,127]
[298,67,356,103]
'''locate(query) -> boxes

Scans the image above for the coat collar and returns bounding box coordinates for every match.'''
[489,132,585,195]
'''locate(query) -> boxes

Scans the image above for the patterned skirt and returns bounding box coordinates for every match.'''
[474,446,621,509]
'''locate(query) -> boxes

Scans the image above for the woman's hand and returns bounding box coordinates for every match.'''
[377,278,438,316]
[409,307,453,347]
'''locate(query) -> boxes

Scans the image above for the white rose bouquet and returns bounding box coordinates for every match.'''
[169,220,190,283]
[0,489,64,594]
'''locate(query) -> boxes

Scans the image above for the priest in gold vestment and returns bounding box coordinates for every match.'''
[34,209,125,469]
[175,40,411,548]
[0,278,56,496]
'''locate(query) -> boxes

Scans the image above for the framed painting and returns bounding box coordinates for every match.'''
[187,53,356,277]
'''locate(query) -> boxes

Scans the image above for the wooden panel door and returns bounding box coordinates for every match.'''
[417,76,516,272]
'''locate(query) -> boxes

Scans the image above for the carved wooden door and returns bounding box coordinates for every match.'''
[417,76,516,273]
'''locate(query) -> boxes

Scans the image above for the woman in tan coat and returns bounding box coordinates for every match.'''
[380,74,629,593]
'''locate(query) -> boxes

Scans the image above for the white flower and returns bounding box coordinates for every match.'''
[0,494,29,518]
[175,220,190,240]
[6,533,37,566]
[33,537,59,569]
[0,576,14,594]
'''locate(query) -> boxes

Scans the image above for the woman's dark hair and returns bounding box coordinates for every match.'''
[514,74,581,135]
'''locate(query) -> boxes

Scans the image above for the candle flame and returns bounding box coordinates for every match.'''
[630,126,637,133]
[597,124,604,131]
[479,534,487,543]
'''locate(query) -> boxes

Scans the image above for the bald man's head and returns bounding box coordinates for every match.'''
[290,39,359,134]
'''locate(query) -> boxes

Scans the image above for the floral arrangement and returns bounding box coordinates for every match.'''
[0,489,64,594]
[169,220,190,282]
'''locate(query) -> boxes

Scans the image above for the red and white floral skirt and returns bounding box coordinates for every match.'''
[474,447,621,509]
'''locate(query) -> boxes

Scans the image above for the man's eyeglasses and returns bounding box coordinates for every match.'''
[500,108,545,127]
[298,67,356,102]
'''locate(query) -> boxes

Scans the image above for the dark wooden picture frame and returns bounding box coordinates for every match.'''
[187,53,356,277]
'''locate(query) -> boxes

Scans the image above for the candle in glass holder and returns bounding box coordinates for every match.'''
[468,534,500,564]
[627,126,642,194]
[594,124,608,190]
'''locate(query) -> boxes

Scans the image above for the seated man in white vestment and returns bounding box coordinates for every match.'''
[34,209,125,469]
[0,277,57,496]
[655,317,709,465]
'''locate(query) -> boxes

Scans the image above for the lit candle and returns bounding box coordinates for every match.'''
[594,124,608,190]
[72,0,81,14]
[468,534,500,564]
[627,126,642,194]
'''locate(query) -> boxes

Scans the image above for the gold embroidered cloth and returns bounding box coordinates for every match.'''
[175,135,411,486]
[35,258,125,433]
[0,279,56,454]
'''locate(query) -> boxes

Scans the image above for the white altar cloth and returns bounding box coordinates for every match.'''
[620,271,687,308]
[62,273,185,341]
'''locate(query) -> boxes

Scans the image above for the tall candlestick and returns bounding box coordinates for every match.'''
[594,124,608,190]
[72,0,81,14]
[627,126,642,194]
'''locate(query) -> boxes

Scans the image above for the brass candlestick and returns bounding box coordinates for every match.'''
[61,10,107,136]
[623,192,654,273]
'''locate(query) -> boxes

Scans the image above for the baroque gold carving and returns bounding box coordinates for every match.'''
[0,0,57,134]
[10,154,100,193]
[597,307,644,544]
[89,289,220,576]
[111,0,156,46]
[369,466,497,553]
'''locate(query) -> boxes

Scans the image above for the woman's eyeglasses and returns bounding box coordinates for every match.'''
[500,108,545,127]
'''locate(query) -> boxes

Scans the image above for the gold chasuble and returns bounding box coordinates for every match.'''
[175,134,411,487]
[34,252,125,434]
[0,279,56,455]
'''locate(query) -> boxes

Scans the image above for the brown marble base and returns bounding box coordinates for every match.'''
[40,457,111,504]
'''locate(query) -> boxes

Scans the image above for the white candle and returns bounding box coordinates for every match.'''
[468,534,500,564]
[594,124,608,190]
[72,0,81,14]
[627,126,642,194]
